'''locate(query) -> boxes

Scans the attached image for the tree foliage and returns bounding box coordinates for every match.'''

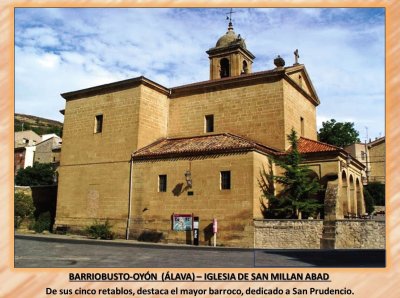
[15,162,56,186]
[363,189,375,214]
[364,182,385,206]
[14,119,63,137]
[14,191,35,228]
[318,119,360,148]
[32,211,52,233]
[259,129,322,219]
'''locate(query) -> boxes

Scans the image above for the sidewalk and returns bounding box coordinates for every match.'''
[14,231,251,251]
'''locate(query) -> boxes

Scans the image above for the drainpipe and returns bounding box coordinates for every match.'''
[126,154,133,240]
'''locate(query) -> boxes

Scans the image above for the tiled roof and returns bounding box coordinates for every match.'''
[296,137,341,154]
[293,137,365,169]
[132,133,279,160]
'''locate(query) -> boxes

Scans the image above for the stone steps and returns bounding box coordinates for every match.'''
[321,221,337,249]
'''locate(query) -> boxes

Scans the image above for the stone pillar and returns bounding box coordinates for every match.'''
[320,180,340,249]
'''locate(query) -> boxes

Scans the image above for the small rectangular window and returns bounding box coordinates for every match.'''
[361,151,365,160]
[300,117,304,137]
[220,171,231,190]
[205,115,214,133]
[95,114,103,133]
[159,175,167,192]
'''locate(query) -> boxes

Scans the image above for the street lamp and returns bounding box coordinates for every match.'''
[346,155,352,166]
[185,170,192,188]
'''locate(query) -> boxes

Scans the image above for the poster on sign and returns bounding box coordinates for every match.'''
[172,214,193,231]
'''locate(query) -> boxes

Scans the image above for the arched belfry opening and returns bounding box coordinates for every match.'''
[220,58,230,78]
[206,20,255,80]
[242,60,248,74]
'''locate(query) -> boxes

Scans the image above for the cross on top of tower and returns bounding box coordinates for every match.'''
[226,8,236,27]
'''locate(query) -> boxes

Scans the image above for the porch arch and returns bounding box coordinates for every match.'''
[349,175,356,215]
[340,170,349,218]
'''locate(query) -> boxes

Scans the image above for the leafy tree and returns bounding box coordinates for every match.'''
[318,119,360,148]
[364,182,385,206]
[259,129,322,219]
[14,191,35,228]
[363,189,375,214]
[15,162,56,186]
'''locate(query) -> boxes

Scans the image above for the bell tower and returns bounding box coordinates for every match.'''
[206,20,255,80]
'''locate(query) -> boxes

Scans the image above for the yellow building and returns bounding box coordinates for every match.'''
[368,137,385,184]
[55,21,365,247]
[344,137,385,184]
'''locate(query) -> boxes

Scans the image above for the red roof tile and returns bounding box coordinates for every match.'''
[294,137,340,154]
[132,133,278,160]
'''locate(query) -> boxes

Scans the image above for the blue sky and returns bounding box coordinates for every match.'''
[15,8,385,141]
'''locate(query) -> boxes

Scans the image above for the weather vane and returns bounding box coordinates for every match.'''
[226,8,236,23]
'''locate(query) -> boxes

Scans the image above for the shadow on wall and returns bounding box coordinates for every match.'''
[172,183,190,196]
[138,230,164,242]
[203,223,213,246]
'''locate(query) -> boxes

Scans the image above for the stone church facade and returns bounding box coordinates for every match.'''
[55,21,365,247]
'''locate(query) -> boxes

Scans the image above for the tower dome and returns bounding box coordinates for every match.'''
[206,20,255,80]
[215,22,247,49]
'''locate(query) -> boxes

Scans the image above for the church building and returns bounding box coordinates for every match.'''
[55,20,365,247]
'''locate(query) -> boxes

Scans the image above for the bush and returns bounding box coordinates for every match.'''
[32,211,52,233]
[14,191,35,228]
[86,220,115,240]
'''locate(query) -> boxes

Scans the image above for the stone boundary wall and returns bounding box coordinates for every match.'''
[254,219,385,249]
[335,220,385,249]
[254,219,323,249]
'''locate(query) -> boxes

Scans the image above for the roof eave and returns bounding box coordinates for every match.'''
[283,74,320,106]
[132,147,254,161]
[171,70,285,98]
[61,76,170,101]
[206,44,255,59]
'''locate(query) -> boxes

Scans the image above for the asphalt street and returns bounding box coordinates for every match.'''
[14,235,385,268]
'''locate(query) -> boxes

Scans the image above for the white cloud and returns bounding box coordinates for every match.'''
[14,8,385,139]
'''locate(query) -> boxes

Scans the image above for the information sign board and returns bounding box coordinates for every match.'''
[172,214,193,231]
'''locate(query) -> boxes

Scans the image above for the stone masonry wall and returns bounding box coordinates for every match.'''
[335,220,385,249]
[283,79,317,147]
[254,220,323,249]
[169,80,287,150]
[131,153,256,247]
[254,219,385,249]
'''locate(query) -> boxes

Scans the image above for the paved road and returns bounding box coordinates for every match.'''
[14,235,385,268]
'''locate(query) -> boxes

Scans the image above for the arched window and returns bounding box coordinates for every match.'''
[220,58,230,78]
